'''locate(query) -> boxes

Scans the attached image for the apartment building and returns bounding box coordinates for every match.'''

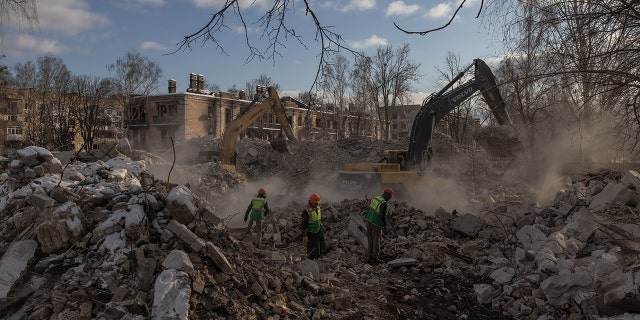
[0,88,27,158]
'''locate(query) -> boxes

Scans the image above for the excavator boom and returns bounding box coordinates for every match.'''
[406,59,513,166]
[219,87,295,166]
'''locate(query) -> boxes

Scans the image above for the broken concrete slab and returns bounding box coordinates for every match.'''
[0,240,38,298]
[347,214,368,250]
[162,250,195,273]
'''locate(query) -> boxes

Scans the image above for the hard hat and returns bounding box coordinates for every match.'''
[309,193,321,204]
[258,188,266,195]
[384,187,394,196]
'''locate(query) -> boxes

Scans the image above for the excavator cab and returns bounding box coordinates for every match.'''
[379,150,409,170]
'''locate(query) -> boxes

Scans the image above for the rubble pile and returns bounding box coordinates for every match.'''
[1,142,640,319]
[233,135,464,187]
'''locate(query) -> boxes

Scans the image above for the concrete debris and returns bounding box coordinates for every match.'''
[0,139,639,320]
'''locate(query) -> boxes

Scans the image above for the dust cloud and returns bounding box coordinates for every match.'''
[504,114,626,204]
[405,175,471,215]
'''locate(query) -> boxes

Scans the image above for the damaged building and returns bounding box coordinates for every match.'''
[125,73,383,153]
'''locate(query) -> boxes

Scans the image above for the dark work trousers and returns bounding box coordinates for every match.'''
[366,220,382,260]
[306,229,326,259]
[246,218,264,248]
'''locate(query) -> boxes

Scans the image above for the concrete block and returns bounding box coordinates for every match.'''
[28,193,55,209]
[0,240,38,298]
[166,220,205,252]
[205,241,233,274]
[347,214,368,250]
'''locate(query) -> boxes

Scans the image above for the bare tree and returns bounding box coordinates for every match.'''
[499,0,640,157]
[0,0,37,41]
[321,54,349,138]
[203,80,220,93]
[0,55,10,87]
[41,56,75,150]
[433,52,476,144]
[244,73,280,96]
[349,56,378,139]
[296,91,319,106]
[371,44,420,138]
[24,55,74,150]
[11,60,39,145]
[107,50,162,132]
[70,75,114,152]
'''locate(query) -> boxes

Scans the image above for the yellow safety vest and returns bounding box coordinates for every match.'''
[250,197,267,220]
[306,207,322,233]
[364,196,388,227]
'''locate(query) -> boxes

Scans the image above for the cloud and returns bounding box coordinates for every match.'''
[349,34,388,49]
[132,0,166,6]
[5,34,72,57]
[193,0,269,9]
[425,3,452,19]
[37,0,110,36]
[386,1,421,17]
[231,24,256,34]
[117,0,167,11]
[338,0,376,12]
[140,41,169,50]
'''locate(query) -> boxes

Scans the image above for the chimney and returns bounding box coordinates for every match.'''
[168,79,176,93]
[189,73,197,89]
[198,74,204,90]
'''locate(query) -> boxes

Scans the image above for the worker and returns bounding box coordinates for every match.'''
[300,193,326,260]
[244,188,270,248]
[364,187,394,263]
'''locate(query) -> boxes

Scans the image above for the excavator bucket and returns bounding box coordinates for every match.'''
[270,136,289,153]
[473,125,524,157]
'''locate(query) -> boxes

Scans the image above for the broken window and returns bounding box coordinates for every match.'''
[156,104,177,118]
[225,108,232,125]
[8,101,19,114]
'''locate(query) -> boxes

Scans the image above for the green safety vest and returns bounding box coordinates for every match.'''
[250,197,267,220]
[306,207,322,233]
[364,196,388,227]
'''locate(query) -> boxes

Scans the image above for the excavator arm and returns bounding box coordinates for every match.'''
[219,87,295,165]
[406,59,512,167]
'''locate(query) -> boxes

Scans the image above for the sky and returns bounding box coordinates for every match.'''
[2,0,508,104]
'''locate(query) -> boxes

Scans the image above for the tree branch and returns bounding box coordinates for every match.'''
[394,0,472,35]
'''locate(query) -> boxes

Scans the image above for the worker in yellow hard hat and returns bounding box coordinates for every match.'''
[300,193,326,260]
[244,188,270,248]
[363,187,394,263]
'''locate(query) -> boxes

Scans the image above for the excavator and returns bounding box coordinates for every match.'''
[338,59,521,194]
[217,86,295,172]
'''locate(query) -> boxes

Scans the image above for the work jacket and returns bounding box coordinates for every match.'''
[364,195,388,228]
[249,197,268,220]
[305,207,322,233]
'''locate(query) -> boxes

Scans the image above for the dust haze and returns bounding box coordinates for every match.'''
[146,113,629,224]
[503,114,625,204]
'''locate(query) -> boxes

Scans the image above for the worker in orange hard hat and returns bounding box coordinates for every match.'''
[300,193,326,260]
[363,187,394,263]
[244,188,270,248]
